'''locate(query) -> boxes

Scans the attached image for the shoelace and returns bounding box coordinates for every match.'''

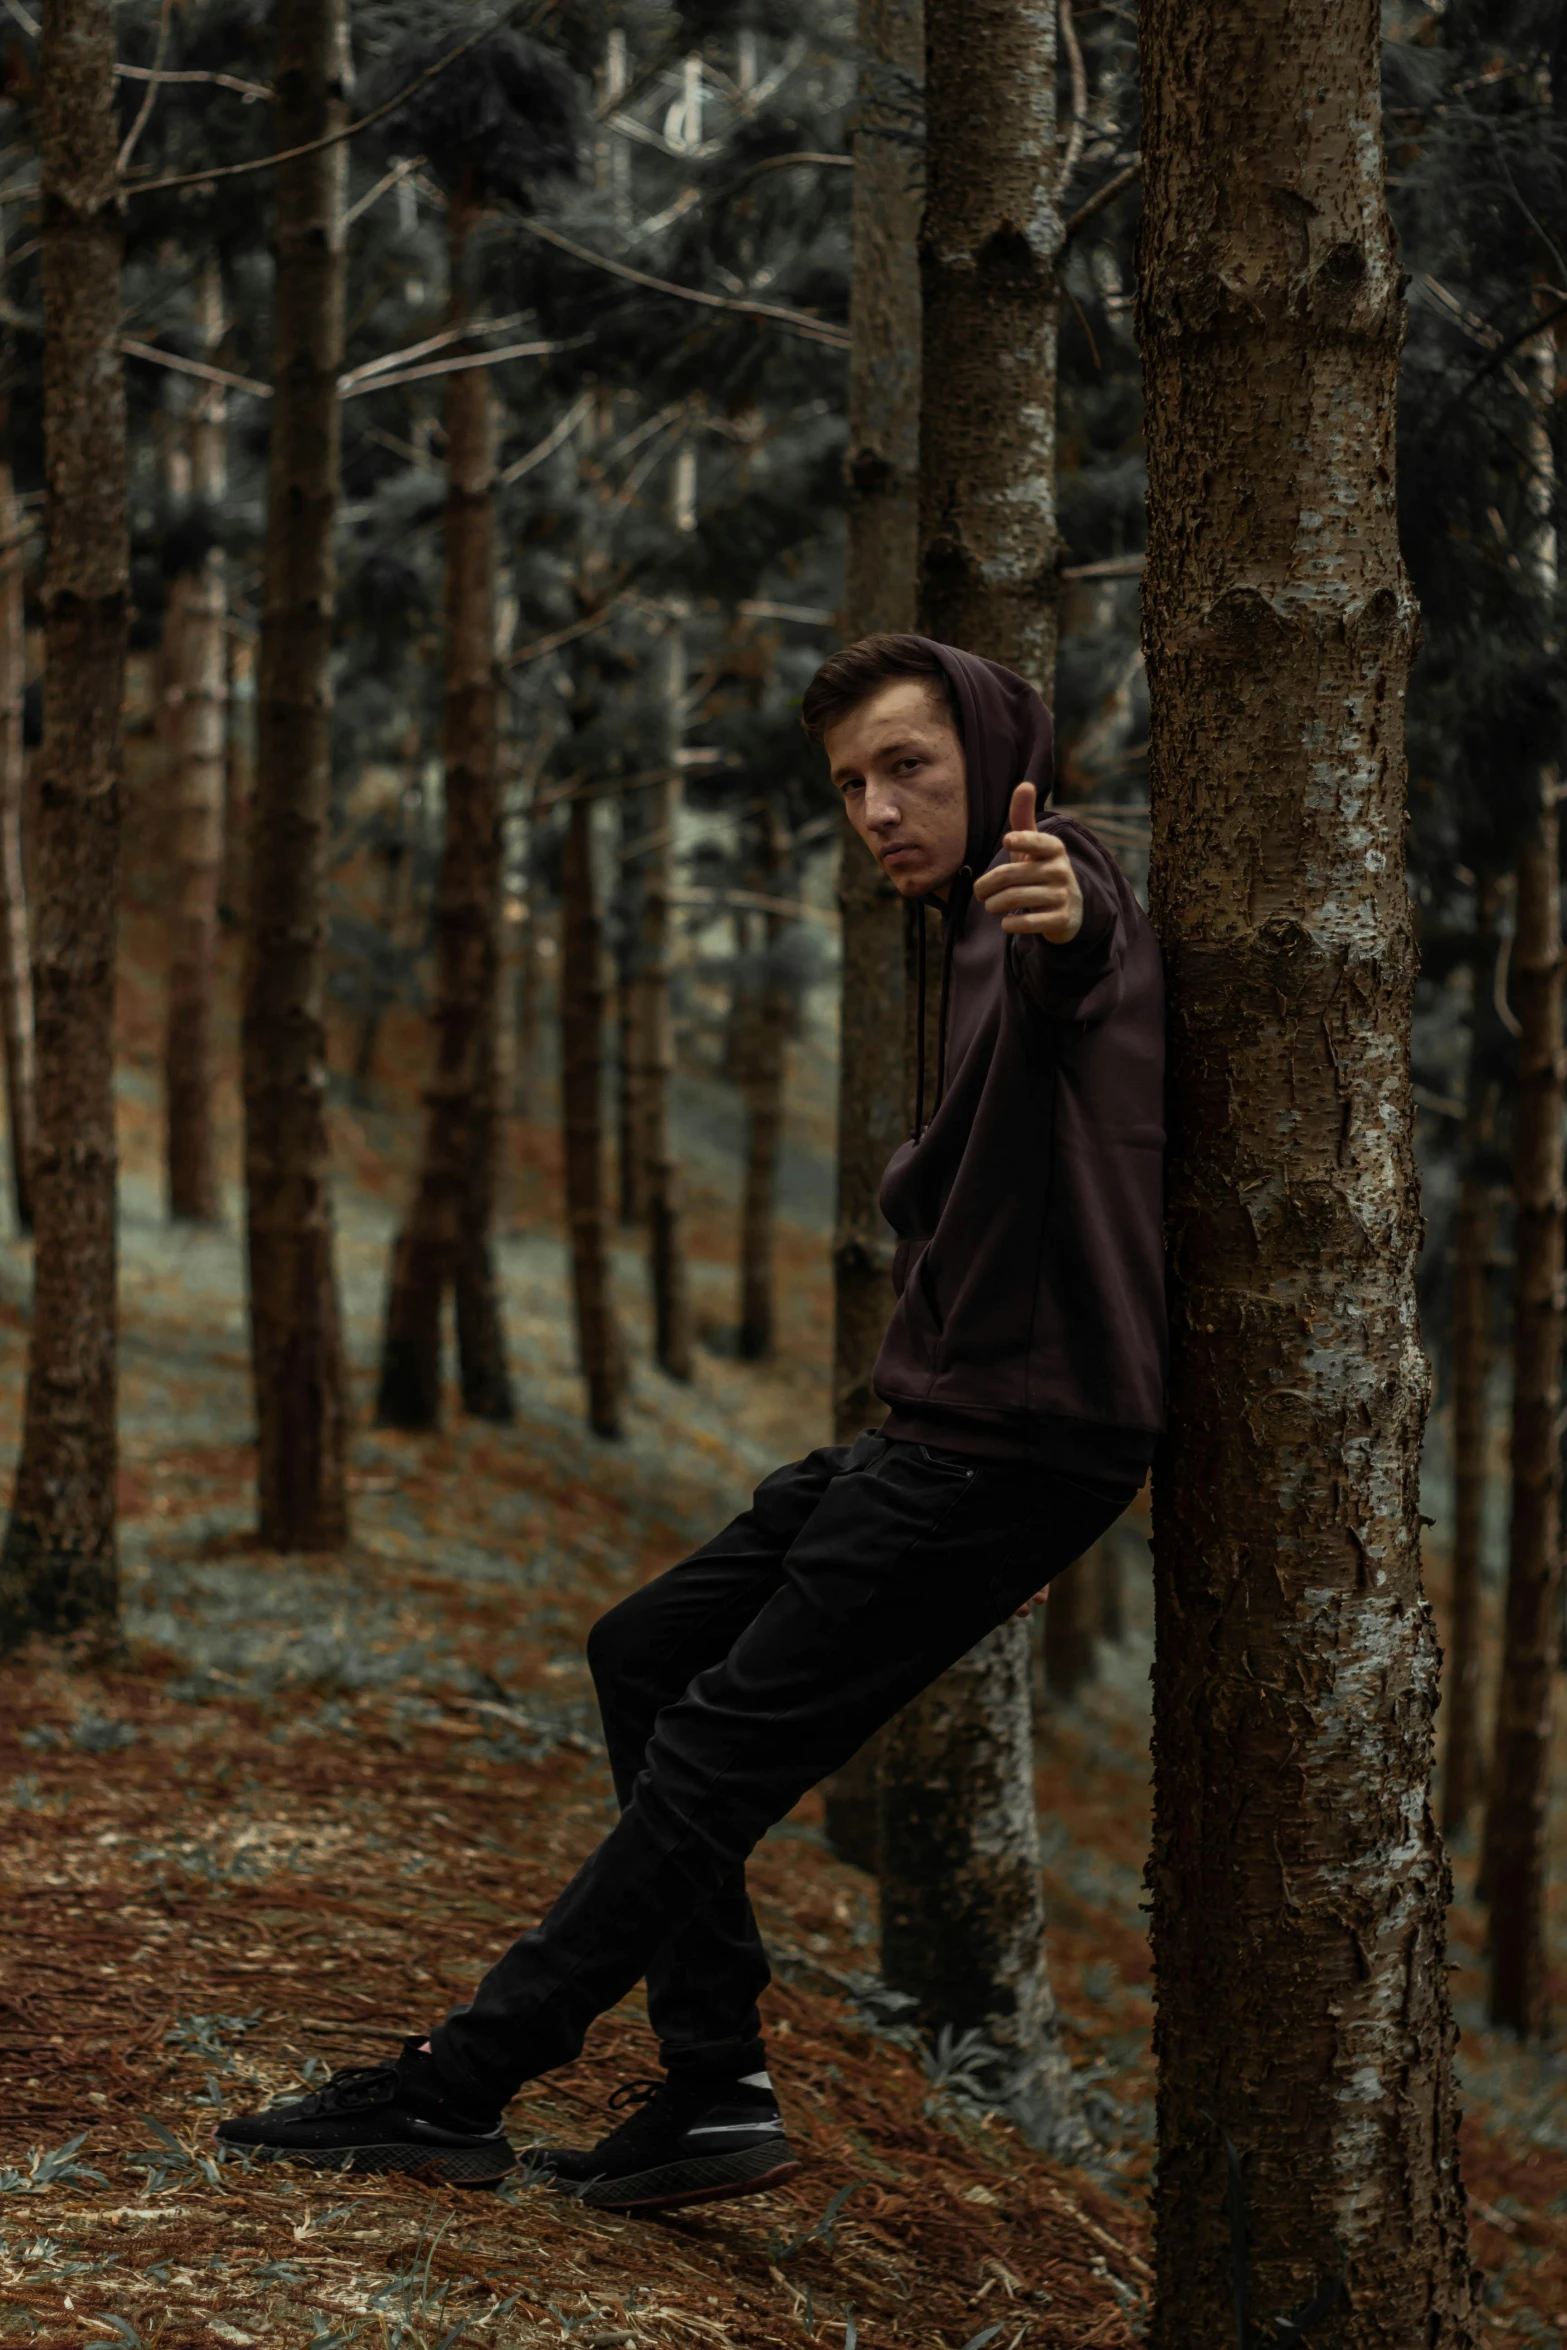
[606,2078,664,2114]
[294,2063,398,2116]
[594,2076,701,2160]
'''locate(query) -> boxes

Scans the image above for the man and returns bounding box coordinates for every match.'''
[216,635,1166,2211]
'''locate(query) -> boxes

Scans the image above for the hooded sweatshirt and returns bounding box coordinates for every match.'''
[872,640,1166,1484]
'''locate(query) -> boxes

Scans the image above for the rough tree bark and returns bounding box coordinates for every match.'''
[737,812,791,1363]
[915,0,1060,682]
[832,0,920,1458]
[877,0,1082,2144]
[0,0,127,1650]
[560,789,624,1438]
[879,1622,1090,2156]
[0,454,35,1235]
[378,186,513,1429]
[635,614,693,1378]
[1441,881,1500,1841]
[1139,0,1474,2336]
[242,0,351,1553]
[1484,321,1561,2038]
[165,256,228,1225]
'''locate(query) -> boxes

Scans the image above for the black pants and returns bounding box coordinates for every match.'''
[430,1432,1132,2112]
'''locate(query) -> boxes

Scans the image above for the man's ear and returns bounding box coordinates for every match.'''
[1009,781,1037,835]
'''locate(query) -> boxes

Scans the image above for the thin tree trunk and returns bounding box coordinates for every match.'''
[825,28,921,1855]
[165,256,228,1225]
[220,624,253,932]
[879,1622,1092,2157]
[1487,811,1563,2028]
[635,591,694,1379]
[0,0,127,1651]
[916,0,1060,683]
[832,0,920,1421]
[378,187,513,1429]
[0,457,35,1235]
[737,813,790,1363]
[1140,0,1473,2335]
[1043,1552,1098,1698]
[615,800,646,1230]
[560,791,623,1437]
[1096,1533,1125,1644]
[1484,312,1561,2036]
[513,782,544,1119]
[877,0,1076,2127]
[242,0,351,1553]
[1442,880,1500,1841]
[351,778,410,1105]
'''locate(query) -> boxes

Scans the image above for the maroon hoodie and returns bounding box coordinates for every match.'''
[872,641,1167,1485]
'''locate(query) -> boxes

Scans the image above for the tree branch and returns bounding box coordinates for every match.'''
[514,218,851,351]
[121,0,548,200]
[1063,157,1141,242]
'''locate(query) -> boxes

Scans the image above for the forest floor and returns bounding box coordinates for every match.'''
[0,911,1566,2348]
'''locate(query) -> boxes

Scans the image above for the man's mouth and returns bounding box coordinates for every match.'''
[881,843,916,867]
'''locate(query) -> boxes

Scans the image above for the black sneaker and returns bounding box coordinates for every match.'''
[214,2039,514,2186]
[528,2067,802,2212]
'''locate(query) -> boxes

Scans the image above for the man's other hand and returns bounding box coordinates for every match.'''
[972,781,1084,942]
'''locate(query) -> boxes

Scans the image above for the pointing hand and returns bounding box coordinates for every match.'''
[971,782,1084,943]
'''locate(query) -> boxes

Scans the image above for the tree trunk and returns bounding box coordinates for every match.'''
[1486,800,1563,2031]
[377,187,513,1430]
[832,0,920,1433]
[1043,1552,1098,1698]
[826,41,919,1851]
[916,0,1060,683]
[635,609,693,1380]
[242,0,351,1554]
[1139,0,1473,2337]
[513,782,544,1119]
[221,625,253,932]
[737,816,791,1363]
[1096,1532,1125,1645]
[1483,312,1561,2036]
[165,256,228,1225]
[879,1624,1093,2157]
[1442,881,1500,1841]
[876,0,1074,2119]
[0,0,127,1651]
[0,457,35,1235]
[351,737,413,1104]
[560,791,624,1438]
[615,802,647,1230]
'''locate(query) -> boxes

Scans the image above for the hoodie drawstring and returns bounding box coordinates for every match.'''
[912,867,972,1144]
[912,903,928,1144]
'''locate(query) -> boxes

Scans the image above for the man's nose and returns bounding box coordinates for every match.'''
[863,785,900,833]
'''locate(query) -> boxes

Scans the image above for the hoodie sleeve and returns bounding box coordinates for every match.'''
[1007,816,1128,1022]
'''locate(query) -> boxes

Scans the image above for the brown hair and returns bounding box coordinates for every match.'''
[799,633,962,746]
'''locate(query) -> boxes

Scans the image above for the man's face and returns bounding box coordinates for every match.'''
[823,678,969,900]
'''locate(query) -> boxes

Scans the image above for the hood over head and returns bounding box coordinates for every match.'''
[917,638,1055,874]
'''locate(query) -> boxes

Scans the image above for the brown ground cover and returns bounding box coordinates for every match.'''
[0,902,1564,2344]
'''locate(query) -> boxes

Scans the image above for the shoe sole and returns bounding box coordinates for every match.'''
[218,2139,516,2187]
[567,2139,804,2212]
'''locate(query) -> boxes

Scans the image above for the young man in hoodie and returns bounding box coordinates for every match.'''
[216,634,1167,2210]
